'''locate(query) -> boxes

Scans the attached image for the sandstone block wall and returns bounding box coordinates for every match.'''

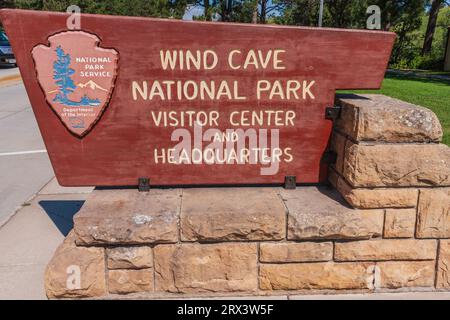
[331,94,449,231]
[329,94,450,291]
[44,94,450,299]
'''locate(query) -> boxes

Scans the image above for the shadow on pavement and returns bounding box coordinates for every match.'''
[39,200,85,236]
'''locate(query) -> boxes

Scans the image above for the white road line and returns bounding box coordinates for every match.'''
[0,149,47,157]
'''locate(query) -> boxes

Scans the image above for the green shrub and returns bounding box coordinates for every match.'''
[390,51,444,70]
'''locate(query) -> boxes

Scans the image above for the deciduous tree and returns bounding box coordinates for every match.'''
[422,0,449,55]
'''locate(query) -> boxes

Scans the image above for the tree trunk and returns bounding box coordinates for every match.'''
[251,0,258,24]
[204,0,210,21]
[260,0,266,24]
[220,0,232,22]
[422,0,441,55]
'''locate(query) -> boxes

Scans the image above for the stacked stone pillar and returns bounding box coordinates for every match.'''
[45,94,450,299]
[330,94,450,289]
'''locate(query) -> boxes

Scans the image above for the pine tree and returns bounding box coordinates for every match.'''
[53,46,77,104]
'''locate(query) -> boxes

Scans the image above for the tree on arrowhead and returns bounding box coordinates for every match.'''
[53,46,77,104]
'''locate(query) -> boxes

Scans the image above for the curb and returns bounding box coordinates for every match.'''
[0,72,22,86]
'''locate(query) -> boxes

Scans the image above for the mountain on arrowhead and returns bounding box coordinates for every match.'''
[77,80,108,92]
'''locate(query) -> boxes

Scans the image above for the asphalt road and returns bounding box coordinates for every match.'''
[0,80,54,225]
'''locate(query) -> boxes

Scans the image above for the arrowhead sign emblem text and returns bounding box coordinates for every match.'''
[32,31,119,137]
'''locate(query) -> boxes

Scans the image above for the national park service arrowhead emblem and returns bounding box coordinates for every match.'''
[32,31,118,137]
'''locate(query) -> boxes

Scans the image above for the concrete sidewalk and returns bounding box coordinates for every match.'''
[0,83,53,226]
[0,79,94,300]
[0,178,93,300]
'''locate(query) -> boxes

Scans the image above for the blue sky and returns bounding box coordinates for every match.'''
[183,4,204,20]
[182,1,281,21]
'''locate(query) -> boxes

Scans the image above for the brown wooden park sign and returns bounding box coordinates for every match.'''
[0,9,395,187]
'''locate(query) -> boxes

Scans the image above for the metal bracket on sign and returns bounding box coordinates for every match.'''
[284,176,297,190]
[138,177,150,192]
[325,106,342,121]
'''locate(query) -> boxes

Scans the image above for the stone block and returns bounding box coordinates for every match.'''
[343,143,450,188]
[377,261,435,289]
[330,132,347,174]
[108,269,153,294]
[384,209,417,238]
[73,189,180,245]
[181,188,285,242]
[260,262,374,290]
[154,243,258,293]
[335,239,437,261]
[107,246,153,270]
[437,240,450,289]
[260,242,333,263]
[328,167,340,189]
[283,187,383,240]
[336,94,443,143]
[416,188,450,238]
[45,232,106,299]
[337,177,418,209]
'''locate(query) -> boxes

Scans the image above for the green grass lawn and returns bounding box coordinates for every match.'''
[343,74,450,146]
